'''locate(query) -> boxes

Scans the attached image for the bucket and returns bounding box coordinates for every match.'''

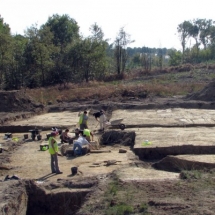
[24,134,28,139]
[37,135,42,141]
[71,167,78,175]
[40,145,48,151]
[5,133,12,139]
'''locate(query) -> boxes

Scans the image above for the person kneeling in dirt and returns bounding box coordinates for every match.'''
[60,128,73,144]
[49,132,63,174]
[73,131,91,156]
[93,110,107,132]
[83,128,94,142]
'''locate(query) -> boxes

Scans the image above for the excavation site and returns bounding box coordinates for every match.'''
[1,87,215,215]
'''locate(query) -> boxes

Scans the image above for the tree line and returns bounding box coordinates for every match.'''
[0,14,136,90]
[170,18,215,66]
[0,15,214,90]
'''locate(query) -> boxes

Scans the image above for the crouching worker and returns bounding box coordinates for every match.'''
[83,129,94,142]
[60,129,73,144]
[49,132,63,174]
[73,131,91,156]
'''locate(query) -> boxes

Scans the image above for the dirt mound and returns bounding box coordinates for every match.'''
[187,80,215,101]
[100,130,136,147]
[0,90,44,112]
[0,180,28,215]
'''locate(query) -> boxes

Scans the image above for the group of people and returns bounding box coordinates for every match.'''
[79,109,107,131]
[48,128,93,174]
[48,109,107,174]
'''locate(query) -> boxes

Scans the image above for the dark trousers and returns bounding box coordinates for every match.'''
[80,123,88,130]
[50,154,60,173]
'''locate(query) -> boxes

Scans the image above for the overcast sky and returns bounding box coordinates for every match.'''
[1,0,215,50]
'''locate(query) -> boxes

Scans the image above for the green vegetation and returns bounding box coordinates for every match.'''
[1,14,215,91]
[180,170,202,180]
[88,176,150,215]
[77,170,215,215]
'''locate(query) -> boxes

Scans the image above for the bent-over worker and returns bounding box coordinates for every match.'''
[83,128,94,142]
[93,110,107,131]
[73,133,91,156]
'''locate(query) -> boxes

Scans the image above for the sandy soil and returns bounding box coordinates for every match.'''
[2,95,215,214]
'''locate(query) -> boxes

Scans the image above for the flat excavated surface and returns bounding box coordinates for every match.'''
[133,127,215,147]
[112,108,215,126]
[116,167,178,181]
[0,133,179,182]
[2,108,215,182]
[9,111,80,127]
[9,108,215,128]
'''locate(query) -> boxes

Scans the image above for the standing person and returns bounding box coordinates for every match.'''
[93,110,107,131]
[73,132,91,156]
[48,132,63,174]
[83,128,94,142]
[78,110,88,130]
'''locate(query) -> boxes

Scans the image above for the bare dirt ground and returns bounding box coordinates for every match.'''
[1,86,215,214]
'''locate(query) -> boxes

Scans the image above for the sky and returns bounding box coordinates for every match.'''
[1,0,215,50]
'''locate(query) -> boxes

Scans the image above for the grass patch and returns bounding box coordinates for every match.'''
[105,204,134,215]
[25,81,206,105]
[24,65,213,104]
[180,170,202,180]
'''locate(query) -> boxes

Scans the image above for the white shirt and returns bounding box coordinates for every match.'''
[74,136,89,147]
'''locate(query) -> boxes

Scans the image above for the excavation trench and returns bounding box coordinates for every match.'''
[134,145,215,160]
[1,123,215,133]
[3,179,97,215]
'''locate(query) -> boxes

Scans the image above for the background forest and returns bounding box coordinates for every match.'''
[0,14,215,90]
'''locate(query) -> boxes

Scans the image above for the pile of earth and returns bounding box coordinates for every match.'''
[100,130,135,147]
[0,90,44,112]
[0,140,23,166]
[187,79,215,101]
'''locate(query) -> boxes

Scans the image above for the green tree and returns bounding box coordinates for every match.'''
[168,49,182,66]
[44,14,80,84]
[4,34,28,90]
[0,16,12,88]
[196,19,213,49]
[45,14,79,50]
[114,27,134,74]
[66,23,108,83]
[177,21,192,62]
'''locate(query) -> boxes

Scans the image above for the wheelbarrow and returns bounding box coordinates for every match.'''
[106,118,126,130]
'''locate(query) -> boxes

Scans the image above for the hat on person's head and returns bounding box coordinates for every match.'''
[51,131,58,136]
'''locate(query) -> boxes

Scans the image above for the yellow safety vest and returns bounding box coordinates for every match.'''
[79,114,83,124]
[83,129,90,136]
[79,113,88,125]
[48,137,58,154]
